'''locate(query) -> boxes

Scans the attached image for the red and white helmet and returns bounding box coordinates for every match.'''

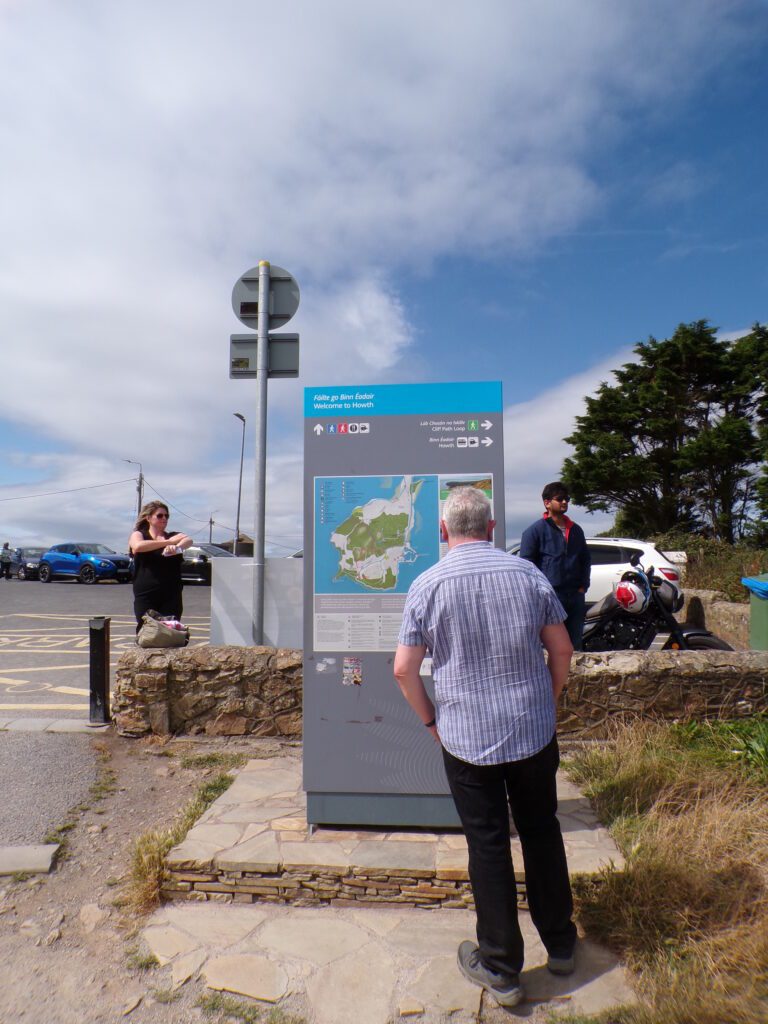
[615,574,650,614]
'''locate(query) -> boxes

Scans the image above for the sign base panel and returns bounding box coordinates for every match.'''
[306,792,462,829]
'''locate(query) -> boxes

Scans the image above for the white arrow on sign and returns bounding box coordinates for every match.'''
[481,437,493,447]
[481,419,493,430]
[313,424,324,435]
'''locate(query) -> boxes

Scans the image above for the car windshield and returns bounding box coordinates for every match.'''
[198,544,234,557]
[21,548,46,558]
[77,544,117,555]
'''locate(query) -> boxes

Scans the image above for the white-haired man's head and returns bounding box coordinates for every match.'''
[441,486,495,544]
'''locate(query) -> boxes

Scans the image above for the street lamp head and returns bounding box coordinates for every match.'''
[234,413,245,423]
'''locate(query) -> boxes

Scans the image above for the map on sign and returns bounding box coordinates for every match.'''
[314,475,439,594]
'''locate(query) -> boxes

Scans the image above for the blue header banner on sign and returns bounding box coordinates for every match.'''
[304,381,502,418]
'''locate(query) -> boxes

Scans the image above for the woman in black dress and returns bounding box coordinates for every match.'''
[129,501,192,629]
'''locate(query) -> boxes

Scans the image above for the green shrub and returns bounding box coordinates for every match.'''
[651,535,767,603]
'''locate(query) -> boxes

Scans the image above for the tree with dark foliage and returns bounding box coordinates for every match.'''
[561,321,767,542]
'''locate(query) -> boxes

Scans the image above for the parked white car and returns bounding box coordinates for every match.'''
[508,537,683,605]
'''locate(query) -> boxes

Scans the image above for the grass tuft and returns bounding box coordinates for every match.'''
[180,751,249,772]
[151,987,180,1003]
[196,993,304,1023]
[126,772,235,913]
[125,947,159,971]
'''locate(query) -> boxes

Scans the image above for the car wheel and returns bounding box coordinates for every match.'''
[17,566,26,580]
[79,564,97,585]
[39,563,52,583]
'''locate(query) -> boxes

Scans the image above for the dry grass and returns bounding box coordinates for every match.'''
[126,772,234,913]
[565,720,768,1024]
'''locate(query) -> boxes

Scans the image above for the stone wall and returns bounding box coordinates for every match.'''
[560,650,768,737]
[114,646,768,739]
[681,588,750,650]
[113,646,302,738]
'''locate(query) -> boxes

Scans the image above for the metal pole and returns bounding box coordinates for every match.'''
[89,616,110,724]
[253,260,270,644]
[209,515,214,543]
[234,413,245,557]
[124,460,143,518]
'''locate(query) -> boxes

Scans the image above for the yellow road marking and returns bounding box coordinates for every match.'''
[1,613,211,622]
[0,664,90,672]
[0,677,32,686]
[51,686,90,696]
[0,703,89,711]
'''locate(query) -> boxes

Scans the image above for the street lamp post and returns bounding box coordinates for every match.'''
[123,460,144,519]
[233,413,246,557]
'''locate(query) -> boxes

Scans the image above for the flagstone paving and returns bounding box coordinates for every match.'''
[162,758,623,909]
[138,752,634,1019]
[141,902,635,1021]
[0,843,60,875]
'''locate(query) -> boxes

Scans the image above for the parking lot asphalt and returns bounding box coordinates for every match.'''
[0,579,211,718]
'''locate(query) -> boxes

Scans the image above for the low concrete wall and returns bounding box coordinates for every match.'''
[114,646,768,739]
[681,588,749,650]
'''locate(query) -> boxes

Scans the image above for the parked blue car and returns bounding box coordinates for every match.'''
[38,543,133,584]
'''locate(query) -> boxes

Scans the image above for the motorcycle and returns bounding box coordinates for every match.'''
[581,555,733,652]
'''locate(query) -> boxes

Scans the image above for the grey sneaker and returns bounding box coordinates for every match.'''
[547,951,575,976]
[457,941,524,1007]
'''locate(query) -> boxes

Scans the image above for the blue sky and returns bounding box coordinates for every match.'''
[1,1,766,553]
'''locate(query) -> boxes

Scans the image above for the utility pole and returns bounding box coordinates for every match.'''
[124,460,144,519]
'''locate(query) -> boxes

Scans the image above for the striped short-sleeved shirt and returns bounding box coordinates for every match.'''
[398,541,566,766]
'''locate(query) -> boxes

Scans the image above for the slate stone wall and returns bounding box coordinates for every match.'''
[560,650,768,737]
[114,646,768,739]
[113,646,302,738]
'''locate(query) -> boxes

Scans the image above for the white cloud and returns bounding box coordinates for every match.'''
[0,0,760,545]
[503,350,633,540]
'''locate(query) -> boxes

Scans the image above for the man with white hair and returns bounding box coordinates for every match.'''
[394,486,576,1008]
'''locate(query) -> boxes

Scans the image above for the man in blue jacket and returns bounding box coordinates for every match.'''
[520,482,591,650]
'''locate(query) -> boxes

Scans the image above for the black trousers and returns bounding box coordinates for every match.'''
[133,589,183,631]
[556,590,586,651]
[442,735,576,976]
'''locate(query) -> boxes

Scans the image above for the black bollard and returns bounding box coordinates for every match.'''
[89,616,111,724]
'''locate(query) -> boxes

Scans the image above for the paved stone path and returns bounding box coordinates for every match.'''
[139,754,634,1020]
[143,901,633,1022]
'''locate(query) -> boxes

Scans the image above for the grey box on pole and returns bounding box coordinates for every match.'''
[230,334,300,378]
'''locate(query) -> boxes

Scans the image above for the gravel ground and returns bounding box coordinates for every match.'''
[0,733,98,844]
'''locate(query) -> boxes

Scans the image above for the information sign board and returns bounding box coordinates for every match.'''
[303,381,505,827]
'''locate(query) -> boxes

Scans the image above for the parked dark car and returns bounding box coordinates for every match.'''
[38,543,133,584]
[11,546,48,580]
[181,543,235,585]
